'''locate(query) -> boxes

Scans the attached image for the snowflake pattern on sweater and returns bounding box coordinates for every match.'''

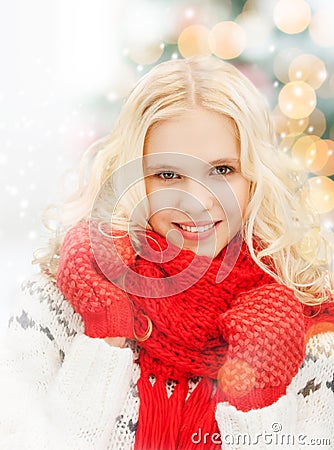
[1,273,334,450]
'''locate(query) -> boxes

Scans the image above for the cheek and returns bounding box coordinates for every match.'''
[145,183,182,215]
[213,178,249,214]
[144,177,154,197]
[148,211,172,236]
[226,177,250,211]
[217,179,250,229]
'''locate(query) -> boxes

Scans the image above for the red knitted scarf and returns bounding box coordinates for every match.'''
[56,223,334,450]
[128,232,274,450]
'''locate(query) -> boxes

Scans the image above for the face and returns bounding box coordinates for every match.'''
[143,107,251,257]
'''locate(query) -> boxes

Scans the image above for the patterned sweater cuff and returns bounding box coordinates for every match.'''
[215,393,297,450]
[46,333,134,448]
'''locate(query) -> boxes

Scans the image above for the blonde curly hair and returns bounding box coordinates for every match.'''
[33,55,333,304]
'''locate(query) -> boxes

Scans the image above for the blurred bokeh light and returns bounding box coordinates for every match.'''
[178,25,211,57]
[273,0,311,35]
[288,54,327,90]
[210,21,246,59]
[307,176,334,214]
[278,81,316,119]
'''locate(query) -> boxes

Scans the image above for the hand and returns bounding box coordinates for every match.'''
[56,221,136,339]
[217,283,305,411]
[104,337,126,347]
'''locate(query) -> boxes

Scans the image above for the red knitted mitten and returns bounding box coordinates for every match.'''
[56,221,136,338]
[217,283,305,411]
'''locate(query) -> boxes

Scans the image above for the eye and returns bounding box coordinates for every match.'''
[156,171,180,180]
[211,165,234,175]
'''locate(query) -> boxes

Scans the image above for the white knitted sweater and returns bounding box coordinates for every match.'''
[0,273,333,450]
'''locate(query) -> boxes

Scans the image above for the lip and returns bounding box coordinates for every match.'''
[172,220,222,241]
[175,220,220,227]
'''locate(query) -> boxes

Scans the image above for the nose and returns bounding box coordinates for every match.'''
[178,178,215,216]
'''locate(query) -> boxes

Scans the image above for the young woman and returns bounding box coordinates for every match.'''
[1,56,333,450]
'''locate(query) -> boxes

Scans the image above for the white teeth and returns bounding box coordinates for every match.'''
[178,223,215,233]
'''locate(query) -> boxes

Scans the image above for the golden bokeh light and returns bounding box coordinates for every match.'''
[166,2,230,44]
[320,208,334,232]
[273,0,311,34]
[278,136,295,153]
[274,48,302,84]
[124,4,166,66]
[290,135,334,176]
[331,73,334,97]
[178,25,211,58]
[288,54,327,90]
[272,105,308,138]
[316,140,334,177]
[307,176,334,214]
[217,359,256,397]
[289,118,309,137]
[309,9,334,47]
[128,42,164,65]
[292,135,320,169]
[272,105,289,136]
[317,70,334,99]
[278,81,316,119]
[306,139,330,173]
[305,108,326,137]
[306,323,334,342]
[209,21,246,59]
[242,0,258,12]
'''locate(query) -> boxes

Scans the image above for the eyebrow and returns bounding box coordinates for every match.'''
[210,158,240,166]
[144,158,240,172]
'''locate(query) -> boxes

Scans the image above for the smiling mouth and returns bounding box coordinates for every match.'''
[174,221,221,233]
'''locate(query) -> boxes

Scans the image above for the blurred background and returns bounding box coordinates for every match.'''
[1,0,334,337]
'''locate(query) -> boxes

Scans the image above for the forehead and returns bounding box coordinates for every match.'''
[143,108,239,163]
